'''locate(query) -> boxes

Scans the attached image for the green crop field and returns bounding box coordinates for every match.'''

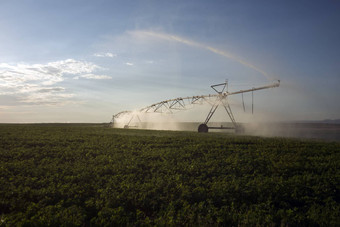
[0,124,339,226]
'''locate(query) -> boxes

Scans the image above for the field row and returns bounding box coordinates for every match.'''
[0,124,339,226]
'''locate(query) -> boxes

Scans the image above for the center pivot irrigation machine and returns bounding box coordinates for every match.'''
[111,80,280,133]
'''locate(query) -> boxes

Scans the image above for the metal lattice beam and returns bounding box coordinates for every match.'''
[111,80,280,131]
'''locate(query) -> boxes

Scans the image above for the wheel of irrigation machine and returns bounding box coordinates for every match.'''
[235,125,245,134]
[198,124,209,133]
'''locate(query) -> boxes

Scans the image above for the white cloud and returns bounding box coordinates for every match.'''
[0,59,99,90]
[0,59,102,105]
[126,62,134,66]
[37,87,65,93]
[20,92,75,105]
[73,74,112,80]
[0,105,12,110]
[94,52,117,58]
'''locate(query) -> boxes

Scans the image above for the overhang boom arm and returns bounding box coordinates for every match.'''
[226,80,280,96]
[112,80,280,119]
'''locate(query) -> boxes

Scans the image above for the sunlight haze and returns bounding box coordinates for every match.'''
[0,0,339,123]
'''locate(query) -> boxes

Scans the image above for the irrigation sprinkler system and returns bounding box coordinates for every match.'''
[111,80,280,133]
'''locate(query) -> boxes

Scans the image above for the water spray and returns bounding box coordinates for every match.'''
[111,80,280,133]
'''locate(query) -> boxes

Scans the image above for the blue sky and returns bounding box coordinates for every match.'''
[0,0,339,123]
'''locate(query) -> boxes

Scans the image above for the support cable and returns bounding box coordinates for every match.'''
[252,90,254,114]
[242,93,245,112]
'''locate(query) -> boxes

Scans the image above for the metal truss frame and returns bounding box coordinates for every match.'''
[111,80,280,132]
